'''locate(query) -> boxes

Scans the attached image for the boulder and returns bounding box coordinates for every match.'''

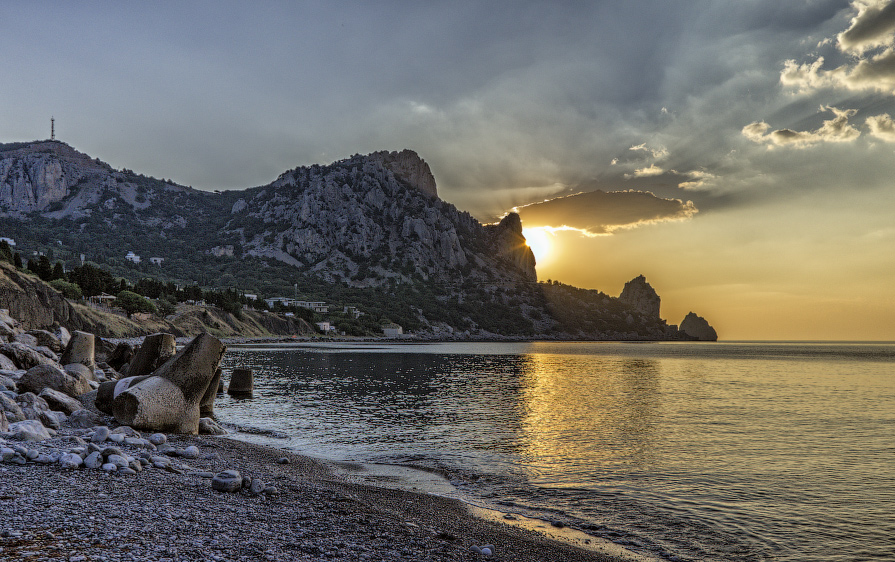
[0,410,7,432]
[54,326,71,348]
[112,333,225,434]
[200,367,222,417]
[16,392,50,416]
[26,330,63,353]
[0,392,25,422]
[66,409,100,428]
[0,353,17,371]
[65,363,97,382]
[0,342,58,370]
[6,419,52,441]
[18,364,91,398]
[13,333,38,348]
[107,342,135,372]
[680,312,718,341]
[227,368,253,397]
[211,469,242,492]
[39,409,65,430]
[95,375,150,415]
[0,374,15,391]
[127,333,176,378]
[59,331,95,370]
[38,388,83,415]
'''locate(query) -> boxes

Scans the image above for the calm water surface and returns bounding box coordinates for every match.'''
[216,341,895,562]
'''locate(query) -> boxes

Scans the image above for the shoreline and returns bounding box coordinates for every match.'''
[2,422,649,562]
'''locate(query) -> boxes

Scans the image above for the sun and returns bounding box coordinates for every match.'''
[522,227,553,264]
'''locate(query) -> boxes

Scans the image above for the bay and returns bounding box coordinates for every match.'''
[216,341,895,561]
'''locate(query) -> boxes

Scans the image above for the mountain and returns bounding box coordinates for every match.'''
[0,139,710,339]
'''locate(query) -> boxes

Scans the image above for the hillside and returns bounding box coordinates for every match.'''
[0,140,713,339]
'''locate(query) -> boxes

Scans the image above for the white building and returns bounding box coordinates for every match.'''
[0,237,15,246]
[382,323,403,337]
[125,251,141,264]
[149,257,164,265]
[264,297,329,313]
[316,321,336,333]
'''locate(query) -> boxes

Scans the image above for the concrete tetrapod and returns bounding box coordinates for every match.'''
[112,333,226,434]
[227,368,253,398]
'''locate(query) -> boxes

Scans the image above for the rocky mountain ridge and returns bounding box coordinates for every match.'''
[0,140,716,339]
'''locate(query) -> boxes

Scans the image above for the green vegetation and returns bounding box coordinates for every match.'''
[115,290,157,316]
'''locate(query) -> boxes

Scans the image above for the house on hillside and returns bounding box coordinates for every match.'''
[125,251,141,264]
[0,237,15,247]
[316,321,336,333]
[149,257,164,265]
[382,323,403,337]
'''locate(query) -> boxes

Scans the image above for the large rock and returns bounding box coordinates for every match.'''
[26,330,63,353]
[0,392,25,422]
[18,364,92,398]
[38,387,83,415]
[112,333,226,434]
[618,275,661,319]
[0,410,7,432]
[6,419,52,441]
[64,363,96,383]
[0,353,17,371]
[680,312,718,341]
[0,342,58,370]
[59,331,95,370]
[127,333,176,378]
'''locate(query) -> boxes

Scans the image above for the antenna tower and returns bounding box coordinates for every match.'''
[51,117,55,141]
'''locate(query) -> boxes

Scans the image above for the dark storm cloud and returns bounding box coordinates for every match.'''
[514,190,697,236]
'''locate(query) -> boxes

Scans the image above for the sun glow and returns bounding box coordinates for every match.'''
[522,227,554,264]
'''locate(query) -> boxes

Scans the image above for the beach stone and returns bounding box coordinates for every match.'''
[91,426,110,443]
[276,457,290,465]
[101,446,123,458]
[25,448,38,460]
[150,455,171,469]
[38,410,64,430]
[180,445,200,459]
[248,478,265,496]
[6,420,52,441]
[0,374,15,391]
[66,409,99,428]
[18,364,90,399]
[227,368,253,397]
[198,417,227,435]
[83,451,103,468]
[262,485,279,496]
[119,466,137,476]
[148,433,167,445]
[16,392,49,414]
[101,462,117,472]
[38,388,82,415]
[59,331,95,371]
[0,392,25,422]
[1,447,16,461]
[211,469,242,492]
[481,547,493,556]
[54,326,71,348]
[106,454,128,468]
[0,353,18,371]
[64,363,96,384]
[110,426,140,437]
[0,410,6,432]
[34,453,55,464]
[59,452,83,469]
[113,333,226,435]
[108,433,125,444]
[13,333,38,348]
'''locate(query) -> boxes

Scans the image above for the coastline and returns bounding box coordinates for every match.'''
[1,425,648,562]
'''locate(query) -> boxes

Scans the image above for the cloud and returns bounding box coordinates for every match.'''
[866,112,895,140]
[629,143,669,159]
[626,164,666,178]
[838,0,895,54]
[677,170,716,190]
[743,106,861,147]
[514,189,697,236]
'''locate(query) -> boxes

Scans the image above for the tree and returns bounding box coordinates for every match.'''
[51,262,65,281]
[50,279,82,300]
[13,252,22,268]
[115,290,157,317]
[0,241,11,264]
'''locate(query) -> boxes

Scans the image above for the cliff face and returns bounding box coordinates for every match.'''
[484,213,537,282]
[618,275,660,319]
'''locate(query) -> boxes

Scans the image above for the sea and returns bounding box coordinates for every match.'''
[214,341,895,562]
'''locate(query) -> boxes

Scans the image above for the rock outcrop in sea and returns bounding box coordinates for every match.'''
[680,312,718,341]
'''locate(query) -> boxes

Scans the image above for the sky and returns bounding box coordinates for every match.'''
[2,0,895,340]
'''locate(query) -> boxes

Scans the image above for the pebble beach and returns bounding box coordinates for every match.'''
[1,424,644,562]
